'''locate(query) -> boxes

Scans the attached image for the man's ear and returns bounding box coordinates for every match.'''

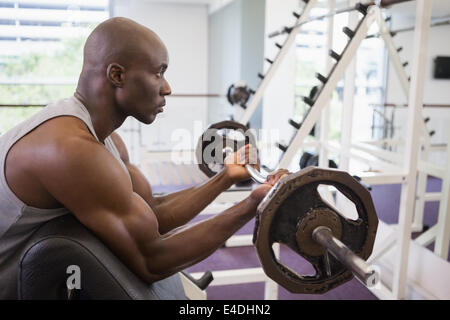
[106,63,125,87]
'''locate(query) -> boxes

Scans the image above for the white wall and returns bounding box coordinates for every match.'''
[208,0,265,127]
[113,0,209,163]
[208,0,241,123]
[386,20,450,151]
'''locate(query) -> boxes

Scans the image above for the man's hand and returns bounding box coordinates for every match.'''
[249,168,291,203]
[249,184,272,203]
[224,144,259,183]
[265,168,290,185]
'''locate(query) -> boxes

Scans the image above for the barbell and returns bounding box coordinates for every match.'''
[196,120,379,294]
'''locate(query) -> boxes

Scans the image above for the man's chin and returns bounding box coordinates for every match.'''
[136,114,156,125]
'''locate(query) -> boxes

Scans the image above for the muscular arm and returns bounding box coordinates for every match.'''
[36,125,259,283]
[110,132,234,234]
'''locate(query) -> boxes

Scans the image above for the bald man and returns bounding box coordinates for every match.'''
[0,18,286,299]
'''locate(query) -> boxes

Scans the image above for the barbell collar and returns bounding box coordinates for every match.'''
[312,226,379,287]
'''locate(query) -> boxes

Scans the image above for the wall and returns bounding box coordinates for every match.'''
[207,0,241,123]
[240,0,265,129]
[208,0,265,128]
[113,0,209,163]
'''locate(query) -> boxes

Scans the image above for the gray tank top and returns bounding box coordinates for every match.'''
[0,95,128,297]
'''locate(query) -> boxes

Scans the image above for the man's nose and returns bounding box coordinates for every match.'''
[161,79,171,96]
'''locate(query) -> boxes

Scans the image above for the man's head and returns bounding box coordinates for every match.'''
[76,17,171,124]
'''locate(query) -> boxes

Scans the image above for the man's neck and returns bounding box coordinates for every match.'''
[74,90,126,143]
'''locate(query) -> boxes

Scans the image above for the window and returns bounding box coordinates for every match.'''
[0,0,110,134]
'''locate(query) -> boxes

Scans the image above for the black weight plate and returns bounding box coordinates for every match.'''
[196,121,256,178]
[253,167,378,294]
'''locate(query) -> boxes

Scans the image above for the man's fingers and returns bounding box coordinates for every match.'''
[265,169,290,185]
[237,144,258,165]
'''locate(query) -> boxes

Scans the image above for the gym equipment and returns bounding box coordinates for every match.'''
[268,0,411,38]
[367,18,450,39]
[288,86,318,138]
[196,121,379,294]
[15,214,212,299]
[253,167,378,294]
[226,81,255,108]
[299,152,338,169]
[196,120,257,178]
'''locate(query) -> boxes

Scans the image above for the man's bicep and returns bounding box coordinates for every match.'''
[110,132,159,207]
[77,193,163,283]
[38,137,163,282]
[40,138,133,213]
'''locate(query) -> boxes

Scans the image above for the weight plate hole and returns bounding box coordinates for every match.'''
[317,184,358,221]
[272,243,317,277]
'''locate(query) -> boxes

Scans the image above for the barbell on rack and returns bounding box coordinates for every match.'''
[196,120,379,294]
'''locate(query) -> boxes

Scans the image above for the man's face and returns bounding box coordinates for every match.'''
[116,41,171,124]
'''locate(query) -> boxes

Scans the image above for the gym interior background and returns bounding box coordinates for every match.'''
[0,0,449,300]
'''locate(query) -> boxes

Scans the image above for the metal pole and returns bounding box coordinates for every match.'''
[434,129,450,259]
[339,0,358,172]
[245,164,267,183]
[392,0,432,299]
[312,226,379,287]
[319,0,335,168]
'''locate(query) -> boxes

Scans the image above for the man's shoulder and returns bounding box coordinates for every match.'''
[7,115,100,175]
[27,115,96,150]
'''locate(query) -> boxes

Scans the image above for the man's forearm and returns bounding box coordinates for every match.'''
[154,169,234,234]
[145,196,259,279]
